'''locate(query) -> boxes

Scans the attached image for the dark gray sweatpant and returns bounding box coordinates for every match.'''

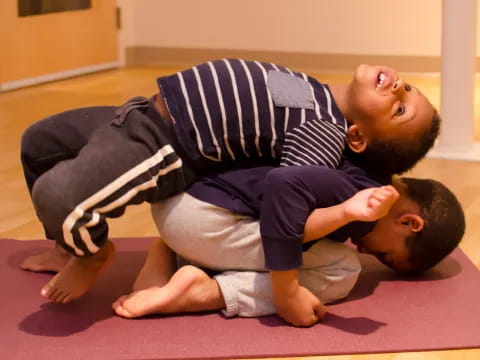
[21,97,197,256]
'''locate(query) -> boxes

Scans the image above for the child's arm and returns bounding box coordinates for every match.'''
[303,185,399,242]
[271,269,327,326]
[271,185,398,327]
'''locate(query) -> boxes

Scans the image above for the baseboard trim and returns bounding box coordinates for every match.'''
[0,61,120,92]
[126,46,444,73]
[427,142,480,162]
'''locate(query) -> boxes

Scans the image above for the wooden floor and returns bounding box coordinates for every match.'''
[0,67,479,360]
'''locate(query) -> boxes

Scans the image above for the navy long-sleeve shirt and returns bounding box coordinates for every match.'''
[188,159,387,270]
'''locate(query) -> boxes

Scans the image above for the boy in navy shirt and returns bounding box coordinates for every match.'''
[111,165,464,326]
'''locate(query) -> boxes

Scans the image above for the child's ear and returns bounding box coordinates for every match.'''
[398,214,424,233]
[346,125,367,153]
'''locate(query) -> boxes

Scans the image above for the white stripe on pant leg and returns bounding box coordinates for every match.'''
[62,145,179,255]
[85,212,100,227]
[74,159,183,255]
[87,159,183,220]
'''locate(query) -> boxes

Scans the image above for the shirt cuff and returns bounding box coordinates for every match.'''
[263,236,304,270]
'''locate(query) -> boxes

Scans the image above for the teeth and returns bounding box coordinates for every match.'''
[376,73,386,89]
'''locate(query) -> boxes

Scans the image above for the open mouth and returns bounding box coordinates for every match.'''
[376,72,387,89]
[376,68,399,90]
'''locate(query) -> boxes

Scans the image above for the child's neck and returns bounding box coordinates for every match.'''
[328,84,351,124]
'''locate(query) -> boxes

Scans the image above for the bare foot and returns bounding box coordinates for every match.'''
[132,237,176,291]
[41,241,115,303]
[21,243,71,273]
[113,265,225,318]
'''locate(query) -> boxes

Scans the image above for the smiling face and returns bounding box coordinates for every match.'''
[344,64,435,145]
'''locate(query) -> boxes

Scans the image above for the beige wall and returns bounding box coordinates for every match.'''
[124,0,444,56]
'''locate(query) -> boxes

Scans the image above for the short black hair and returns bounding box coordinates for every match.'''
[401,177,465,274]
[345,110,441,178]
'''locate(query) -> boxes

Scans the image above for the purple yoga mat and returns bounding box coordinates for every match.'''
[1,237,480,360]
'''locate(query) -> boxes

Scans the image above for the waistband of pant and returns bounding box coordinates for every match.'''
[145,96,169,128]
[115,95,197,182]
[145,96,199,181]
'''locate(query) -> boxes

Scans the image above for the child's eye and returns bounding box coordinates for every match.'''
[396,104,405,116]
[405,84,412,92]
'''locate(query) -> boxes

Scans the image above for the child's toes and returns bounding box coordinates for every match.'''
[51,289,66,303]
[114,304,133,318]
[112,295,127,311]
[40,284,53,298]
[56,291,69,304]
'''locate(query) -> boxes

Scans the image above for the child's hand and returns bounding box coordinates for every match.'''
[343,185,399,222]
[274,285,327,327]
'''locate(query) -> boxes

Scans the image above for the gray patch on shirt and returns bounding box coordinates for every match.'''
[267,70,315,110]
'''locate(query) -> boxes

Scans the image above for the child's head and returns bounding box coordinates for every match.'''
[351,177,465,274]
[342,65,441,177]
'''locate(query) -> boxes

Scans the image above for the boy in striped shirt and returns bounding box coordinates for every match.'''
[20,59,440,306]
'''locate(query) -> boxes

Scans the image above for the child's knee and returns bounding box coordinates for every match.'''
[336,244,361,273]
[32,173,91,255]
[304,240,361,272]
[31,172,72,229]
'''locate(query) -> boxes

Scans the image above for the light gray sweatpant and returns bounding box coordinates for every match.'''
[151,193,361,318]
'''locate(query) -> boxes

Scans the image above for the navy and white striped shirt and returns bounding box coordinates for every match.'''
[157,59,347,169]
